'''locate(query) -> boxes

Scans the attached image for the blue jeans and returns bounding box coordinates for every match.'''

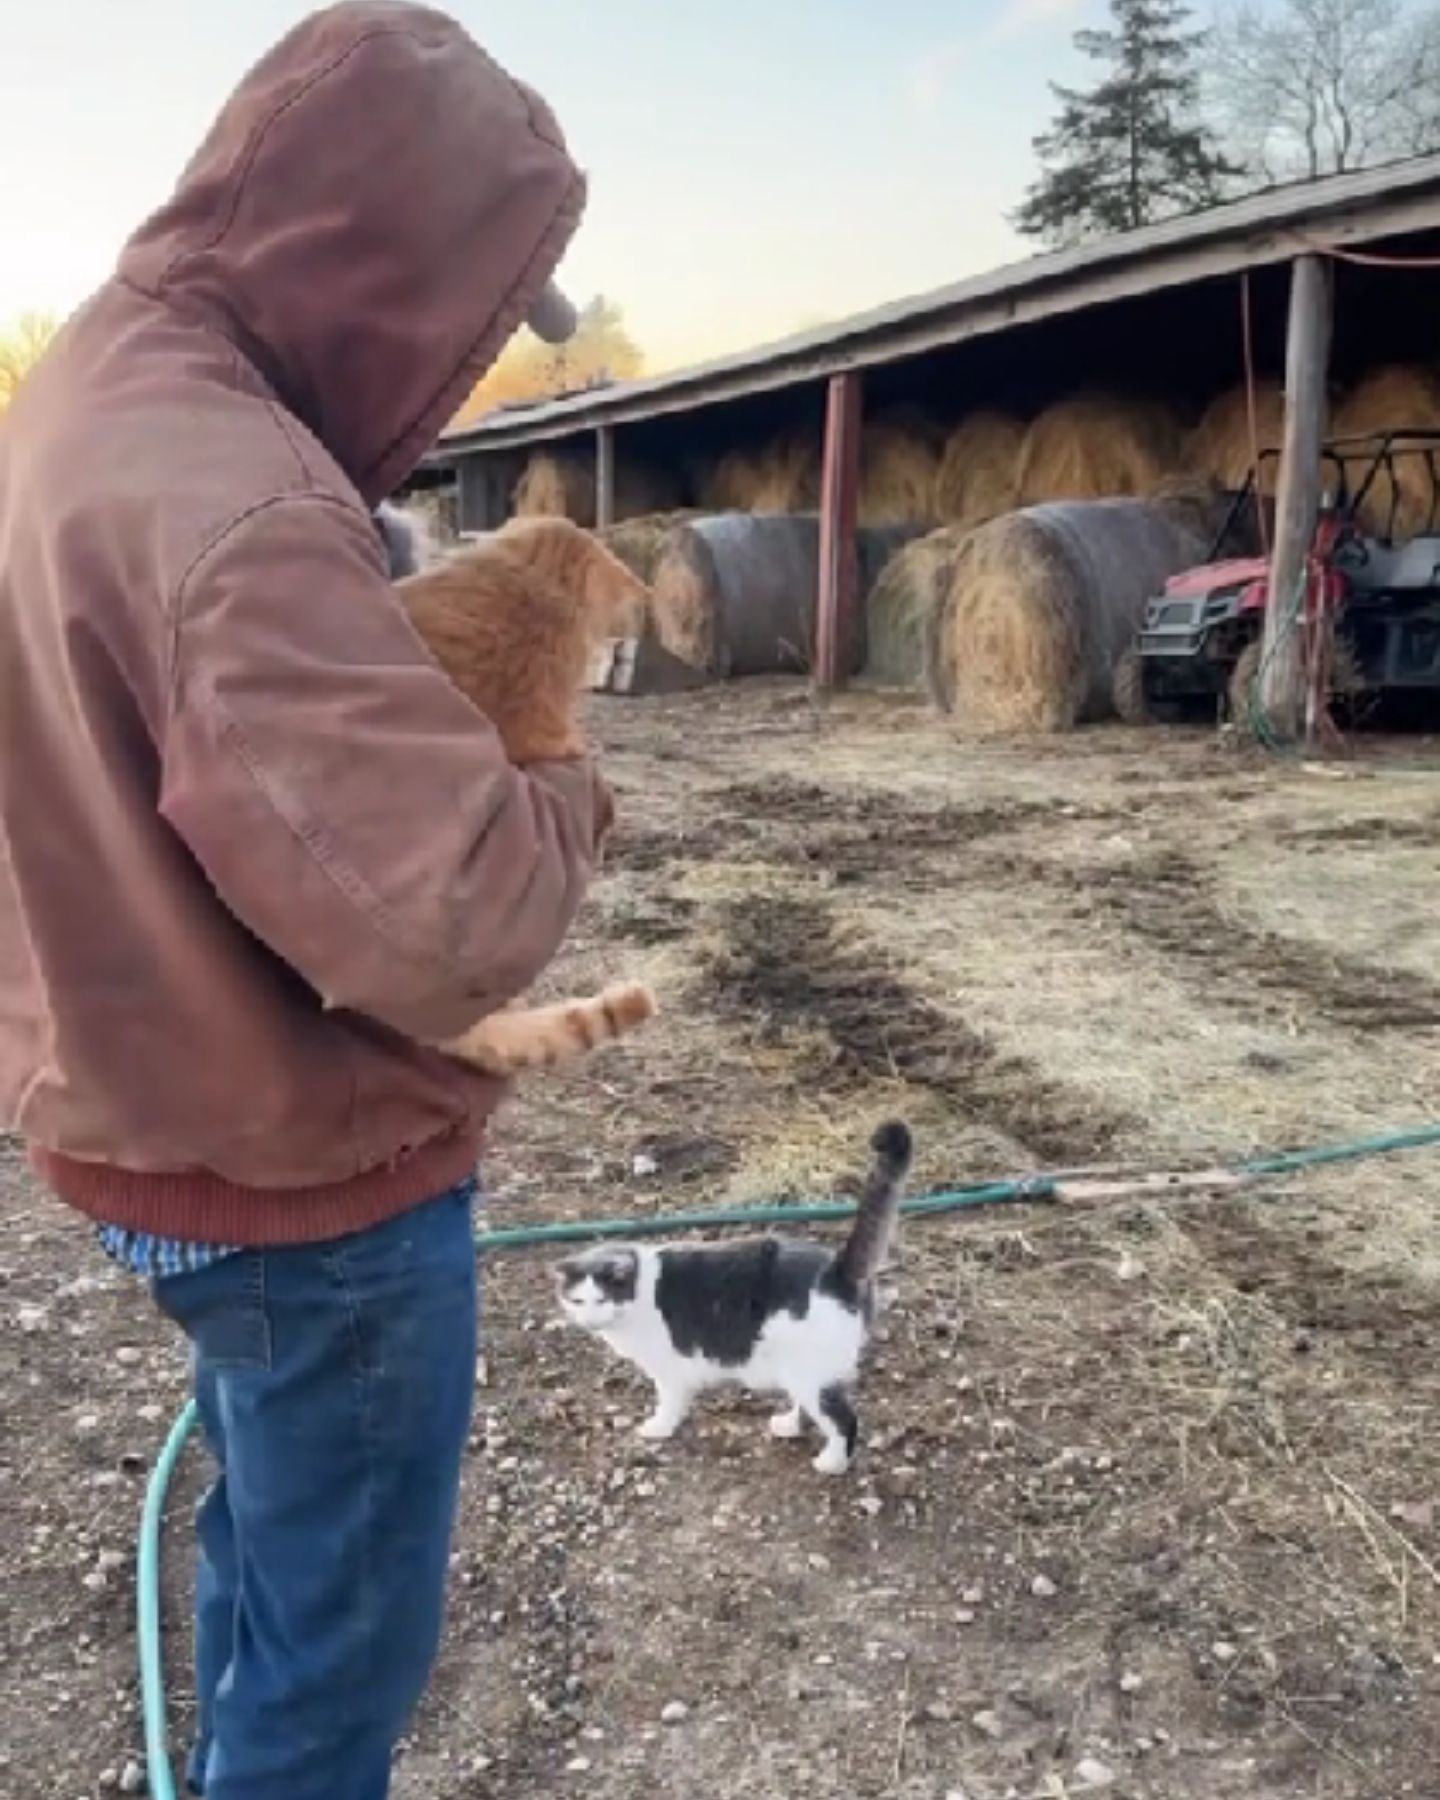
[152,1180,480,1800]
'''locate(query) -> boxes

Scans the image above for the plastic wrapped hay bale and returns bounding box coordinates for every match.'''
[599,510,704,586]
[926,498,1211,734]
[649,513,917,679]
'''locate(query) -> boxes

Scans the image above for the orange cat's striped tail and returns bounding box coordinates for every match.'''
[439,982,657,1077]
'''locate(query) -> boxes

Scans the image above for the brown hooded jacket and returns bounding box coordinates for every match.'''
[0,2,602,1243]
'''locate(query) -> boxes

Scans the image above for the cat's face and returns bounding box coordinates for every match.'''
[555,1246,640,1331]
[495,516,651,637]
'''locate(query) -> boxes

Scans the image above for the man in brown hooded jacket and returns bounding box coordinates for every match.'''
[0,5,605,1794]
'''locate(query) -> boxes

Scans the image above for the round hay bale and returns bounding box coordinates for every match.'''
[1188,382,1286,492]
[599,510,704,586]
[927,499,1210,734]
[514,451,595,525]
[862,528,964,689]
[859,420,940,527]
[1333,365,1440,536]
[1148,474,1237,547]
[1015,395,1183,506]
[934,413,1025,527]
[513,450,680,527]
[699,437,821,514]
[648,514,918,679]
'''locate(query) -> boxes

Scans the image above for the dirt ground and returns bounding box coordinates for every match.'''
[3,680,1439,1800]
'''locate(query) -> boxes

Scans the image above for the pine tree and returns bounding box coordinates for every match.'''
[1014,0,1238,247]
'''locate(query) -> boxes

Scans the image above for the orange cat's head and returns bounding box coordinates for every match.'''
[396,517,652,768]
[493,516,651,640]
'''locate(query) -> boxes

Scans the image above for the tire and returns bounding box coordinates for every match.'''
[1329,635,1365,698]
[1227,638,1264,727]
[1112,649,1154,725]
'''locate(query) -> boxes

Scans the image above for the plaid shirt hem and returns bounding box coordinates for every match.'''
[95,1225,238,1280]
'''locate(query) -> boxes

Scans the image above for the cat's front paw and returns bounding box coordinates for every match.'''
[813,1441,852,1476]
[602,981,659,1032]
[768,1406,804,1440]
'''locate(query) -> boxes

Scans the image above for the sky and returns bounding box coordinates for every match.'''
[1,0,1107,372]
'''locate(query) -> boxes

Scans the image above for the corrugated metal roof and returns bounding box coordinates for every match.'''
[427,154,1440,462]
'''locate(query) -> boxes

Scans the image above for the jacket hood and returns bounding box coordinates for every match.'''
[118,1,585,504]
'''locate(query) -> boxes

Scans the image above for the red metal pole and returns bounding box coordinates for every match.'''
[814,371,862,689]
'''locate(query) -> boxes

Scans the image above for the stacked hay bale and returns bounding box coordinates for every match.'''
[682,392,1187,532]
[513,449,680,527]
[1187,381,1286,491]
[858,417,942,527]
[934,413,1025,528]
[648,513,917,679]
[1015,395,1183,505]
[926,495,1217,735]
[1333,364,1440,535]
[699,422,940,526]
[699,437,821,513]
[513,452,595,524]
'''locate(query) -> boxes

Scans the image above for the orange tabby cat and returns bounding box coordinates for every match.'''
[392,514,657,1077]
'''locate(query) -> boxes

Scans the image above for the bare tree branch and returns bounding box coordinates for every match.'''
[1205,0,1440,182]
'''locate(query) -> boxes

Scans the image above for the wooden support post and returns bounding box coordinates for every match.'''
[595,425,615,530]
[814,371,863,689]
[457,455,511,532]
[1259,254,1330,741]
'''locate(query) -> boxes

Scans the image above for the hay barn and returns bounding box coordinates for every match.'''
[405,155,1440,708]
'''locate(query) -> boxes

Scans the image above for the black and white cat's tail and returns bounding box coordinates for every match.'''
[831,1120,913,1293]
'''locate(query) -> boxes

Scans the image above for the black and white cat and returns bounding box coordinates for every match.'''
[555,1121,913,1474]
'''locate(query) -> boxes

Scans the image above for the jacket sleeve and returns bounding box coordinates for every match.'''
[159,492,603,1043]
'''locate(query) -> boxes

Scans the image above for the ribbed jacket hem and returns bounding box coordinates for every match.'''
[31,1129,483,1247]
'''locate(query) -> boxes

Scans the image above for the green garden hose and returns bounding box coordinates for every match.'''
[138,1398,198,1799]
[137,1120,1440,1798]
